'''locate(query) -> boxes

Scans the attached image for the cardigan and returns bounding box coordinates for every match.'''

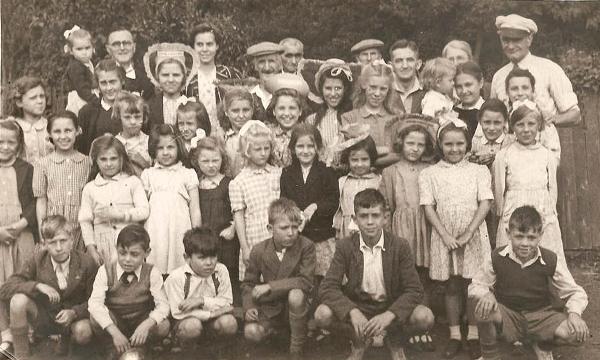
[65,58,98,104]
[12,158,36,237]
[78,102,121,154]
[185,64,242,105]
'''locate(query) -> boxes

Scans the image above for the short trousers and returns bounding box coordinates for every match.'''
[498,303,567,343]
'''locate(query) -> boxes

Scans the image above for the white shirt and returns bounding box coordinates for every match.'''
[250,84,272,109]
[275,248,287,262]
[51,257,70,290]
[123,64,136,80]
[359,232,387,302]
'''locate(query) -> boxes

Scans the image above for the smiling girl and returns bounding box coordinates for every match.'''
[146,57,188,133]
[219,88,254,177]
[454,61,484,141]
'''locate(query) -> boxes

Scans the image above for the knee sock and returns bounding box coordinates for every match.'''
[449,325,461,340]
[467,325,479,340]
[1,329,12,344]
[289,308,308,354]
[10,325,30,360]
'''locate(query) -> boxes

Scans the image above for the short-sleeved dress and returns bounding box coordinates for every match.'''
[229,164,281,280]
[333,172,382,240]
[419,159,493,281]
[15,117,54,165]
[142,162,199,274]
[380,160,431,267]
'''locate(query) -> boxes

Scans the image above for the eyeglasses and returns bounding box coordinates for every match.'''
[109,41,134,49]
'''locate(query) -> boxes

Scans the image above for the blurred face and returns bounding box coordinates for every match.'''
[281,43,303,73]
[357,48,382,65]
[507,227,542,263]
[247,139,271,168]
[17,85,46,118]
[445,47,470,65]
[44,230,73,263]
[440,130,467,164]
[322,77,344,108]
[187,253,217,278]
[436,73,455,97]
[365,76,389,109]
[70,37,93,63]
[402,131,427,163]
[253,54,282,81]
[507,76,534,103]
[273,95,301,130]
[196,148,222,178]
[120,109,143,137]
[117,243,148,273]
[479,110,506,142]
[226,99,253,131]
[106,30,135,66]
[455,73,483,107]
[391,47,421,82]
[97,147,122,178]
[158,62,185,96]
[512,115,539,145]
[500,34,532,63]
[177,111,199,141]
[269,216,299,250]
[194,32,218,65]
[353,205,385,240]
[97,70,123,103]
[49,117,78,152]
[156,135,179,166]
[0,129,20,164]
[348,149,371,176]
[294,135,317,166]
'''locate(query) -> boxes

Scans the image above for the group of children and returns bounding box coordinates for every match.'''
[0,25,590,360]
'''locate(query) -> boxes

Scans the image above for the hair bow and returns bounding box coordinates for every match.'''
[330,66,353,81]
[370,59,393,70]
[436,110,467,139]
[510,99,539,116]
[176,96,196,108]
[64,25,81,40]
[189,129,206,149]
[239,120,271,137]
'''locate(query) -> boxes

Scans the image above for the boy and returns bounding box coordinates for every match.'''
[88,224,170,359]
[0,215,98,360]
[315,189,434,360]
[470,98,512,168]
[242,198,316,359]
[469,206,589,360]
[164,227,237,351]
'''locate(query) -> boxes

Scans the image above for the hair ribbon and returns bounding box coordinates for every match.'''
[437,110,467,139]
[510,99,539,116]
[330,66,353,81]
[189,129,207,149]
[64,25,81,40]
[239,120,271,137]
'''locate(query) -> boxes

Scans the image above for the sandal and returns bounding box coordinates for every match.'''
[420,333,436,352]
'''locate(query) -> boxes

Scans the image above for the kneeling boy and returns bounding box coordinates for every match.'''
[242,198,316,358]
[164,227,237,350]
[0,215,98,360]
[315,189,434,360]
[469,206,589,360]
[88,224,170,358]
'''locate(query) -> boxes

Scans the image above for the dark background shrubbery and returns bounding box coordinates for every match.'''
[2,0,600,114]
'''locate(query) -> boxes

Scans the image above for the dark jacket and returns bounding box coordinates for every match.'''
[318,231,423,322]
[281,161,339,242]
[144,94,165,134]
[77,102,121,154]
[123,62,155,101]
[13,158,37,239]
[65,58,98,104]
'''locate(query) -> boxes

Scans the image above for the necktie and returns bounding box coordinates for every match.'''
[120,271,136,285]
[56,264,68,290]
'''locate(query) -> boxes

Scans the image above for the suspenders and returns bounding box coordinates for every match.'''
[183,272,220,299]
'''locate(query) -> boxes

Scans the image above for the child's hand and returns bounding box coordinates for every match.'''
[219,224,236,241]
[109,328,130,354]
[130,318,155,347]
[0,227,15,245]
[179,297,204,312]
[94,205,124,222]
[303,204,318,222]
[475,292,498,320]
[54,309,76,326]
[478,153,495,166]
[129,151,151,169]
[35,283,60,304]
[442,234,460,250]
[456,231,473,246]
[86,245,103,266]
[245,308,259,322]
[241,247,250,267]
[252,284,271,300]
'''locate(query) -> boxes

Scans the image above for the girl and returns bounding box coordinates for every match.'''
[229,120,281,281]
[142,124,201,274]
[421,57,456,119]
[219,87,253,177]
[146,58,188,133]
[454,61,484,141]
[493,100,564,259]
[78,59,126,155]
[114,91,152,177]
[306,60,353,166]
[176,98,212,153]
[342,63,398,167]
[79,135,149,266]
[33,111,91,249]
[332,135,381,239]
[505,68,561,164]
[63,25,98,115]
[419,118,492,360]
[280,123,339,279]
[190,136,240,302]
[9,76,53,164]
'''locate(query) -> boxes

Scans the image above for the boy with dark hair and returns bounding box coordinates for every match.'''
[316,189,434,360]
[470,206,589,360]
[0,215,98,360]
[164,227,237,352]
[242,198,316,359]
[88,224,170,358]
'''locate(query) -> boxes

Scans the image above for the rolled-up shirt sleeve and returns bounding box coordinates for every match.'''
[553,260,588,316]
[148,267,170,325]
[88,265,112,329]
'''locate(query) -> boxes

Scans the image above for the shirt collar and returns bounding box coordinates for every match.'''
[273,125,292,137]
[347,172,377,179]
[499,243,546,267]
[515,52,533,69]
[101,98,112,111]
[116,262,142,280]
[116,132,147,144]
[359,106,386,118]
[481,132,506,145]
[16,117,47,131]
[359,231,385,252]
[123,64,136,79]
[182,263,214,280]
[48,151,87,164]
[197,66,217,81]
[456,97,484,110]
[394,77,422,94]
[224,129,238,140]
[94,172,128,186]
[438,158,469,168]
[248,163,276,175]
[154,161,183,170]
[251,85,272,108]
[51,256,71,272]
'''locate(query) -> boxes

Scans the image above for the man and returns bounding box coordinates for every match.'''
[351,39,384,65]
[490,14,581,161]
[389,39,425,114]
[246,42,284,121]
[105,28,154,100]
[279,38,304,74]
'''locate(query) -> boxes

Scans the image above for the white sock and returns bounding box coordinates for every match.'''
[467,325,479,340]
[1,329,12,343]
[449,325,461,340]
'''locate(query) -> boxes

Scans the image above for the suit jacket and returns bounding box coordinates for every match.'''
[241,236,316,318]
[123,62,155,101]
[0,249,99,321]
[280,161,339,242]
[144,94,164,134]
[318,231,423,323]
